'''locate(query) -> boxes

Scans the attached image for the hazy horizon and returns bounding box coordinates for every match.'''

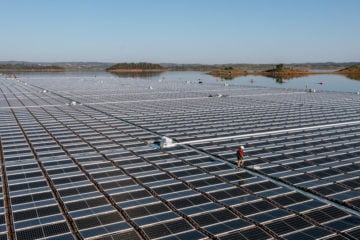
[1,0,359,64]
[1,60,360,65]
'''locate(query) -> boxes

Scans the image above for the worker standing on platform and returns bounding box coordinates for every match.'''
[236,146,245,168]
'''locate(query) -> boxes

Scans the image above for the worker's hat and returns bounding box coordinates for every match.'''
[240,146,244,150]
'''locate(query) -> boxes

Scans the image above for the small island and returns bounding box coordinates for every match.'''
[208,64,310,79]
[106,62,166,72]
[208,67,248,79]
[262,64,310,79]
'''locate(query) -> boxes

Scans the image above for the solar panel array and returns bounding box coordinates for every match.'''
[0,73,359,240]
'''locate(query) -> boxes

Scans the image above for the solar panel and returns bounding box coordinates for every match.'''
[142,222,174,238]
[219,226,272,240]
[284,226,333,239]
[346,227,360,239]
[16,226,44,239]
[126,203,170,218]
[42,222,70,237]
[102,230,141,240]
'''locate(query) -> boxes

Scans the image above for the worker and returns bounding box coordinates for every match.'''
[236,146,245,168]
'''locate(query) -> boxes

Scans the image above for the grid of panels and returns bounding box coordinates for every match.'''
[0,174,6,239]
[190,124,360,213]
[1,73,360,239]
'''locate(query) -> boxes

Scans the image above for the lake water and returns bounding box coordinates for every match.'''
[223,74,360,93]
[110,71,360,93]
[16,71,360,93]
[160,72,360,92]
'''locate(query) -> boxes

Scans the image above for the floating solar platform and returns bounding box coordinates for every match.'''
[0,73,360,239]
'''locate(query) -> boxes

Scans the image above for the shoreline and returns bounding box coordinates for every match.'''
[207,69,359,80]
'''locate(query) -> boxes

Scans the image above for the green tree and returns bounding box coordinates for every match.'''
[276,64,284,71]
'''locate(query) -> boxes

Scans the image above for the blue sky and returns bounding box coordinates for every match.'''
[1,0,359,64]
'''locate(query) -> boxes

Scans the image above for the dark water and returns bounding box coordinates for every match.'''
[16,71,360,93]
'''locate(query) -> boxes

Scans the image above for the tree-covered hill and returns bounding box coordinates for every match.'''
[0,64,64,72]
[337,64,360,81]
[338,64,360,73]
[262,64,310,79]
[106,62,165,72]
[208,67,248,79]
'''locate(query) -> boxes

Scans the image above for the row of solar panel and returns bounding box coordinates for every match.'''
[2,131,354,240]
[187,123,360,212]
[1,76,360,239]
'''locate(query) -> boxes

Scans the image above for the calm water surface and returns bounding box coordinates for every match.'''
[17,71,360,93]
[157,71,360,93]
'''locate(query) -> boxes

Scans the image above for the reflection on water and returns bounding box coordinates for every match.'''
[110,72,162,79]
[264,75,305,84]
[269,76,289,84]
[346,73,360,81]
[266,73,360,84]
[221,76,235,80]
[275,78,286,84]
[217,73,360,92]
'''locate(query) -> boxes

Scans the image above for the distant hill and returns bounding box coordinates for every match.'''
[0,63,64,72]
[1,61,359,72]
[0,61,114,71]
[55,62,114,71]
[106,62,166,72]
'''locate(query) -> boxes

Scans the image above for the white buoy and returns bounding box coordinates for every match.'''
[160,136,173,148]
